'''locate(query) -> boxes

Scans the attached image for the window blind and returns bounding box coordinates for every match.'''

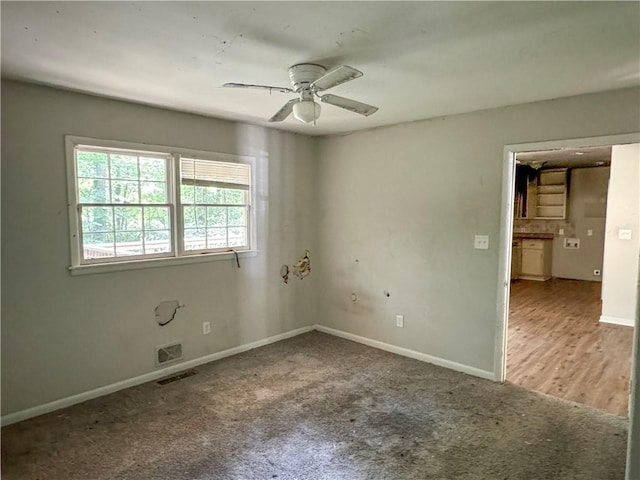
[181,158,250,190]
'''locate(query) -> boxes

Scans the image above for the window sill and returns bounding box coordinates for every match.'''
[68,250,258,276]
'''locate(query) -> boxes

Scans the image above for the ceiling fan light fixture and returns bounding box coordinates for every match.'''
[293,99,321,124]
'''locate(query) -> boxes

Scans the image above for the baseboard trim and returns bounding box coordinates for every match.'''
[314,325,495,381]
[1,325,315,427]
[2,324,497,426]
[517,275,551,281]
[600,315,635,327]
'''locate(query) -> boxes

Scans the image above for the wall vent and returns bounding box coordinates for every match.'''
[156,342,183,366]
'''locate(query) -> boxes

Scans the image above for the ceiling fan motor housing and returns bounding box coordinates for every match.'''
[288,64,326,93]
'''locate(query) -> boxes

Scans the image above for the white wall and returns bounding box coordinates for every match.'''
[601,144,640,327]
[1,81,318,416]
[316,87,640,374]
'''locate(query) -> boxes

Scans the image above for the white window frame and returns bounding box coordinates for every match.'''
[177,155,253,256]
[66,136,257,275]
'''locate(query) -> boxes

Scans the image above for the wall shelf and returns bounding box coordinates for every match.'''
[535,169,567,219]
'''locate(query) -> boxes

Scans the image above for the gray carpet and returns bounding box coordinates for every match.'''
[1,331,628,479]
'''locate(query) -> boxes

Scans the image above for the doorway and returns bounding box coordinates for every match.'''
[495,134,639,417]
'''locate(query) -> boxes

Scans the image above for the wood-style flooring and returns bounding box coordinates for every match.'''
[507,278,634,416]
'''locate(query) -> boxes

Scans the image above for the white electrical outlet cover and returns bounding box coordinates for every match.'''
[474,235,489,250]
[619,229,632,240]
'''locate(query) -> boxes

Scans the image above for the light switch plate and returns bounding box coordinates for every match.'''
[587,229,593,237]
[619,229,632,240]
[474,235,489,250]
[558,228,565,235]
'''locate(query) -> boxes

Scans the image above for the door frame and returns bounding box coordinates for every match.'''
[494,132,640,382]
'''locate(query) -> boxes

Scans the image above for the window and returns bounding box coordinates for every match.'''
[67,137,253,271]
[75,147,172,261]
[180,158,250,252]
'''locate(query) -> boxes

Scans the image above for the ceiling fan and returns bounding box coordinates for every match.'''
[223,63,378,124]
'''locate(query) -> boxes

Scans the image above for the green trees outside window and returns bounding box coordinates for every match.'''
[74,146,252,264]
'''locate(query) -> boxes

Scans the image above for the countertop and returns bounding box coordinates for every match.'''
[513,233,554,240]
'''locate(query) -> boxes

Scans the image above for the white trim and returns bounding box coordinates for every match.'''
[65,136,81,267]
[517,275,551,282]
[66,135,256,165]
[69,249,258,276]
[315,325,495,381]
[65,135,258,273]
[503,133,640,155]
[494,149,516,382]
[495,132,640,384]
[1,324,499,426]
[600,315,636,328]
[1,325,314,427]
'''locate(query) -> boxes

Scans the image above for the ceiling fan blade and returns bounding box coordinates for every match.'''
[311,65,363,91]
[269,98,299,122]
[320,94,378,116]
[223,83,294,94]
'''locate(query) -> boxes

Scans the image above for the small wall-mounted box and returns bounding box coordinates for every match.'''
[618,229,632,240]
[564,238,580,249]
[474,235,489,250]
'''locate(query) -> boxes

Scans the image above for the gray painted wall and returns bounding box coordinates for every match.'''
[315,87,640,374]
[552,166,610,281]
[1,81,318,415]
[514,166,611,281]
[3,80,640,479]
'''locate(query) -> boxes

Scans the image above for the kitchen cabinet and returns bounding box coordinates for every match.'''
[514,166,568,219]
[519,239,552,281]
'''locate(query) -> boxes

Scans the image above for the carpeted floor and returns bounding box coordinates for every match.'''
[1,331,629,479]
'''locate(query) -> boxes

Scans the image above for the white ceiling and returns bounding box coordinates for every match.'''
[2,2,639,136]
